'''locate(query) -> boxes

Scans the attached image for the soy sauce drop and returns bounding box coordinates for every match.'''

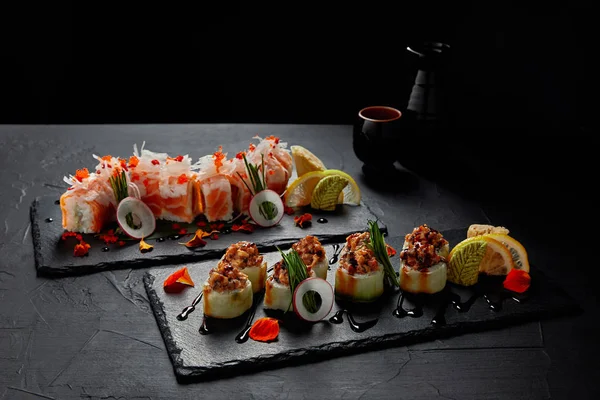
[101,247,110,252]
[169,235,181,240]
[54,200,60,205]
[317,218,328,224]
[329,310,378,333]
[45,217,53,223]
[157,237,166,242]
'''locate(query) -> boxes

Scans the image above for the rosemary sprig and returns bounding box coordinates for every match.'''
[277,247,318,313]
[237,153,277,220]
[367,220,399,287]
[109,169,135,228]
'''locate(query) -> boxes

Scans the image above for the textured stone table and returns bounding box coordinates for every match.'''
[0,124,596,400]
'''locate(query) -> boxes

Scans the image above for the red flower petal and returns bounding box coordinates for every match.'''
[503,269,531,293]
[164,267,195,293]
[249,317,279,342]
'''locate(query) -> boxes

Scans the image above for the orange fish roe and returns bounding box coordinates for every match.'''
[75,168,90,182]
[177,174,188,184]
[236,151,245,160]
[167,155,184,162]
[101,155,112,162]
[213,146,225,172]
[249,317,279,342]
[129,155,139,168]
[248,143,256,152]
[151,159,160,165]
[265,135,280,144]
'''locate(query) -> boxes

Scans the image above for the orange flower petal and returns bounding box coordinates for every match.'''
[164,267,195,293]
[139,238,154,253]
[181,230,208,248]
[249,317,279,342]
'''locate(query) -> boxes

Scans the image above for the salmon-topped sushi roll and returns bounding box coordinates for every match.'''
[203,262,253,319]
[334,232,384,303]
[60,167,115,234]
[129,143,197,223]
[194,146,235,222]
[246,136,293,196]
[221,154,253,214]
[219,241,267,293]
[292,235,328,280]
[398,225,448,294]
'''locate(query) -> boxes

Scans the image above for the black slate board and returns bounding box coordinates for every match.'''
[143,228,582,383]
[30,195,382,278]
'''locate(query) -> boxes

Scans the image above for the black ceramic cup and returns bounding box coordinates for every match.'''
[353,105,402,177]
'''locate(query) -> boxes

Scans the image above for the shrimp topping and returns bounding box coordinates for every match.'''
[292,236,325,272]
[220,241,264,270]
[339,232,379,275]
[206,263,249,293]
[271,260,289,286]
[399,224,448,270]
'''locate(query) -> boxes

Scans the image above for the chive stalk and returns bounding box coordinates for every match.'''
[367,220,398,287]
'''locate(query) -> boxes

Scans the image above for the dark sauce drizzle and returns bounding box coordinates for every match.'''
[177,292,204,321]
[317,218,328,224]
[157,237,166,242]
[329,310,378,333]
[199,316,211,335]
[393,292,424,318]
[235,291,265,343]
[101,247,110,252]
[54,200,60,205]
[329,244,342,265]
[169,234,181,240]
[45,217,53,223]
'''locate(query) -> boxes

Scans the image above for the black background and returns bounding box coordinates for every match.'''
[1,1,596,129]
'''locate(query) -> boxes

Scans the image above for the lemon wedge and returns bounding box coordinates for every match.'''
[448,236,515,286]
[311,175,349,211]
[483,233,530,272]
[291,145,327,177]
[321,169,361,205]
[284,170,327,208]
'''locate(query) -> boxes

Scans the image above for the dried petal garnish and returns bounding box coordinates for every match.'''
[249,317,279,342]
[181,230,208,248]
[118,240,126,247]
[284,205,295,215]
[232,221,255,233]
[196,221,207,227]
[386,244,397,257]
[503,269,531,293]
[163,266,195,293]
[172,223,181,230]
[294,213,312,228]
[73,241,91,257]
[178,228,188,235]
[99,229,118,245]
[139,238,154,253]
[210,232,219,240]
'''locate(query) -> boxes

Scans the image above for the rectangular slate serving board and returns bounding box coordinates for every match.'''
[30,195,381,278]
[143,228,582,383]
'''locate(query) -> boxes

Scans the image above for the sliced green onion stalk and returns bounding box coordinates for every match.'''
[238,153,277,220]
[277,247,318,313]
[109,169,136,228]
[367,220,399,288]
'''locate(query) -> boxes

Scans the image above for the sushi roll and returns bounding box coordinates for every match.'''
[334,232,384,303]
[246,136,293,196]
[194,147,235,222]
[202,262,253,319]
[291,235,328,280]
[264,258,316,312]
[220,241,267,293]
[60,167,116,234]
[398,224,449,294]
[129,143,198,223]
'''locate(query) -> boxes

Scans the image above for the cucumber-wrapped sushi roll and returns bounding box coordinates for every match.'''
[202,263,253,319]
[264,256,316,312]
[334,232,384,303]
[291,235,328,280]
[220,241,267,293]
[398,224,449,294]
